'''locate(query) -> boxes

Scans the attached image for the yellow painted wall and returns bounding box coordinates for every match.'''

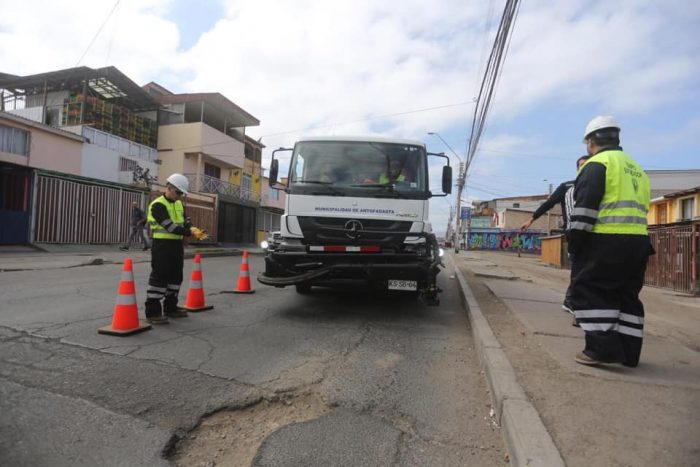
[648,194,699,225]
[157,123,202,183]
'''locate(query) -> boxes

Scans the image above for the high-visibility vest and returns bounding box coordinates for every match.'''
[584,150,650,235]
[379,173,406,184]
[148,195,185,240]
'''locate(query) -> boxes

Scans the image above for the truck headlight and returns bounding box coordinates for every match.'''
[260,240,269,250]
[439,248,444,257]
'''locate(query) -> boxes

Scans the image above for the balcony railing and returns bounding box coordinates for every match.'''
[186,173,260,203]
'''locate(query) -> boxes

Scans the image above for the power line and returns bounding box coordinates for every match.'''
[259,100,477,139]
[75,0,122,67]
[464,0,521,174]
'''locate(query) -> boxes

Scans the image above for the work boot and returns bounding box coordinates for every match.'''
[164,297,188,318]
[575,352,601,366]
[146,315,169,324]
[145,298,167,323]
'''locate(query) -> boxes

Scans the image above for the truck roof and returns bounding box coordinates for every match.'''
[297,135,425,147]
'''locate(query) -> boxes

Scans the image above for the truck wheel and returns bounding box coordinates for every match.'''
[295,283,312,294]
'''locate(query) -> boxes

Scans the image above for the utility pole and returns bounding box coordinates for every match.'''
[546,182,553,235]
[454,161,465,252]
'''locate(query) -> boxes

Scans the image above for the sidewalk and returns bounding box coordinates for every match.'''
[0,243,262,272]
[451,250,700,467]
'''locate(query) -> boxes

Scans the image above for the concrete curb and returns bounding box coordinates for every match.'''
[450,255,565,467]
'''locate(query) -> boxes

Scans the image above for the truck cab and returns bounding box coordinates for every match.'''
[258,135,452,304]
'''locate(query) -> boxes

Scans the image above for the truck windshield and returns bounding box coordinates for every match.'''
[289,141,427,198]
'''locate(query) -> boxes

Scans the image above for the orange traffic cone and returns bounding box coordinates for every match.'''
[222,250,255,294]
[98,258,151,336]
[183,254,214,312]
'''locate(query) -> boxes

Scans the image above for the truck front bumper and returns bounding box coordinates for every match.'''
[257,251,438,287]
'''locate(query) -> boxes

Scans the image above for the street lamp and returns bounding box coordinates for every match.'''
[428,131,465,253]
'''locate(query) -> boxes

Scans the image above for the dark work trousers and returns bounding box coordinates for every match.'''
[145,238,184,317]
[127,225,148,248]
[569,233,651,366]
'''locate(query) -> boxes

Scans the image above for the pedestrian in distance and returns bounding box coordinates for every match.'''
[567,116,653,367]
[144,173,193,324]
[521,155,590,324]
[120,201,149,251]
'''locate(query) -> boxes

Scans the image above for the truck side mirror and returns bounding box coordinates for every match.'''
[442,166,452,194]
[269,159,279,186]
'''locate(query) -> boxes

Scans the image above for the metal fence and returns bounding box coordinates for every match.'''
[186,173,259,203]
[645,221,699,295]
[32,174,146,244]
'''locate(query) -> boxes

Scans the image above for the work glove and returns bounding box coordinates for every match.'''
[184,217,192,229]
[190,226,209,240]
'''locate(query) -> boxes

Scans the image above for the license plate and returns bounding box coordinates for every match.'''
[388,279,417,291]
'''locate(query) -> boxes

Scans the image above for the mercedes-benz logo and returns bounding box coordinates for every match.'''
[344,219,364,240]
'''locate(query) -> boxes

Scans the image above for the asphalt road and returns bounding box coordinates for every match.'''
[0,255,503,466]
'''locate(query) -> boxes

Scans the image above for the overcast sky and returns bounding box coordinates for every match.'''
[2,0,698,235]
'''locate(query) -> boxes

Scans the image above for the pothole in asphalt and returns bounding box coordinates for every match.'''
[170,392,331,467]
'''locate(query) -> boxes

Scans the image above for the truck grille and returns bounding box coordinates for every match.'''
[297,216,413,246]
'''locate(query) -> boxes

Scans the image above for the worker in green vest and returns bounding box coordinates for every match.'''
[568,116,653,367]
[379,157,412,184]
[145,173,193,324]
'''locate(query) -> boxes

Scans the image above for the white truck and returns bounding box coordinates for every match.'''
[258,135,452,305]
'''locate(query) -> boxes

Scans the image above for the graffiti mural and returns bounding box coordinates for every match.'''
[467,230,542,253]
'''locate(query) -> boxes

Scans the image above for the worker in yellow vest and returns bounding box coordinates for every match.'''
[145,173,193,324]
[568,116,653,367]
[379,157,412,184]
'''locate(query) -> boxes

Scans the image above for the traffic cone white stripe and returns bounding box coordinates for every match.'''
[239,271,249,277]
[189,280,202,288]
[116,294,137,305]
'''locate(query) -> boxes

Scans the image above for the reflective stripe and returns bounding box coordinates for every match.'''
[147,292,164,299]
[167,284,181,291]
[618,325,644,338]
[239,270,249,277]
[575,309,620,319]
[619,313,644,325]
[162,219,173,226]
[571,207,599,218]
[116,294,137,305]
[600,201,648,213]
[148,286,167,293]
[597,216,647,225]
[580,322,619,332]
[189,280,202,288]
[598,215,647,224]
[121,271,134,281]
[569,221,594,232]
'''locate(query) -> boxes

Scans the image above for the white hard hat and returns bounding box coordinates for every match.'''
[583,116,620,142]
[166,173,189,194]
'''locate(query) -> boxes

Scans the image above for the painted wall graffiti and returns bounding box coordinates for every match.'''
[468,231,542,253]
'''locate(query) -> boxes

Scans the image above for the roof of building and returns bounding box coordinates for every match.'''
[146,90,260,127]
[663,186,700,199]
[0,66,159,111]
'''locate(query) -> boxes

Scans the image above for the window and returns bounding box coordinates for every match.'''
[270,187,279,200]
[0,124,29,156]
[680,197,695,220]
[242,175,252,199]
[204,163,221,179]
[513,202,520,208]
